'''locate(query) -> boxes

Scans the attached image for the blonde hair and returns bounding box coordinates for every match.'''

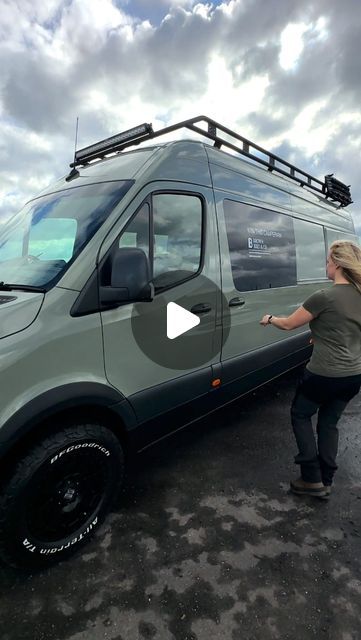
[329,239,361,293]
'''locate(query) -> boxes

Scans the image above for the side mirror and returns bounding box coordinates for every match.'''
[100,247,154,306]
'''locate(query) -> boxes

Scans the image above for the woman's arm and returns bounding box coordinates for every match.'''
[260,305,314,330]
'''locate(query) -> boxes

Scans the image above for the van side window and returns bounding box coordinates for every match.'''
[293,219,326,281]
[118,203,150,258]
[223,199,297,291]
[326,228,359,250]
[152,193,202,289]
[117,194,203,290]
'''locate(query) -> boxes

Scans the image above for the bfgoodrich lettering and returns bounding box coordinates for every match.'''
[50,442,110,464]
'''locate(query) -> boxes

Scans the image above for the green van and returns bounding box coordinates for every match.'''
[0,116,357,568]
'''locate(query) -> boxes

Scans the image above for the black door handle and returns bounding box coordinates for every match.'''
[191,303,212,314]
[229,297,245,307]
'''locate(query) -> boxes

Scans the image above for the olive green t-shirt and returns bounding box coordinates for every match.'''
[303,284,361,377]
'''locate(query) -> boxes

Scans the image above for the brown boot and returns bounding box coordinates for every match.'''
[290,477,328,497]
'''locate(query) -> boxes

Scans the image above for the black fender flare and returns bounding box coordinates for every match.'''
[0,383,138,460]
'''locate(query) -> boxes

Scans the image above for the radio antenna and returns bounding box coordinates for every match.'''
[73,116,79,164]
[66,116,80,181]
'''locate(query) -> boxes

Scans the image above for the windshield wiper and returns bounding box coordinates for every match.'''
[0,282,46,293]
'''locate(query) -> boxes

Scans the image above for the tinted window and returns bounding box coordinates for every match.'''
[326,228,359,250]
[0,181,133,288]
[293,219,326,281]
[117,193,203,291]
[119,203,150,258]
[152,193,202,288]
[223,200,297,291]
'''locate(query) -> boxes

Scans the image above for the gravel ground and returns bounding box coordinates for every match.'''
[1,365,361,640]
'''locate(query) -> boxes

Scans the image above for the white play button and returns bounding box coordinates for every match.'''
[167,302,200,340]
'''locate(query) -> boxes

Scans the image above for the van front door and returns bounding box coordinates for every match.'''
[99,185,222,443]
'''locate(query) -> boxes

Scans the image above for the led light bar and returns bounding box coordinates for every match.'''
[74,123,154,165]
[324,174,352,207]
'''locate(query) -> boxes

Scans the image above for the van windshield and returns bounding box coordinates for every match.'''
[0,180,133,289]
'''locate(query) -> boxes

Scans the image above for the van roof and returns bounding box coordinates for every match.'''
[68,115,353,210]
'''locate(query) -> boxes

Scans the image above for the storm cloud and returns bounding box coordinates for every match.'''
[0,0,360,233]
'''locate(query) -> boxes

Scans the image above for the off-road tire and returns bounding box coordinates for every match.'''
[0,423,124,570]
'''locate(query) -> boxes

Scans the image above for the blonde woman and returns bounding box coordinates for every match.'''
[260,240,361,498]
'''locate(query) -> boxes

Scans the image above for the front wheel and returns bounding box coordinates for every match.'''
[0,423,124,570]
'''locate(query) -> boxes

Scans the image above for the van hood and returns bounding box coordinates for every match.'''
[0,291,44,339]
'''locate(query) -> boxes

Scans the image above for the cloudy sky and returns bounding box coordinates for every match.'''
[1,0,360,234]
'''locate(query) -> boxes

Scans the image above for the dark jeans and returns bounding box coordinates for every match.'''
[290,368,361,485]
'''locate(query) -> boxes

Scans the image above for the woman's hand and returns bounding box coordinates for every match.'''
[260,306,314,331]
[260,314,272,326]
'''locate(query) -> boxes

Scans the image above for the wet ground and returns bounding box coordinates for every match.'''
[0,365,361,640]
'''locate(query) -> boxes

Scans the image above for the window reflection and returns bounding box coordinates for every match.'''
[153,194,202,286]
[293,219,326,280]
[117,193,203,291]
[119,203,150,258]
[224,200,297,291]
[326,228,359,250]
[0,181,132,288]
